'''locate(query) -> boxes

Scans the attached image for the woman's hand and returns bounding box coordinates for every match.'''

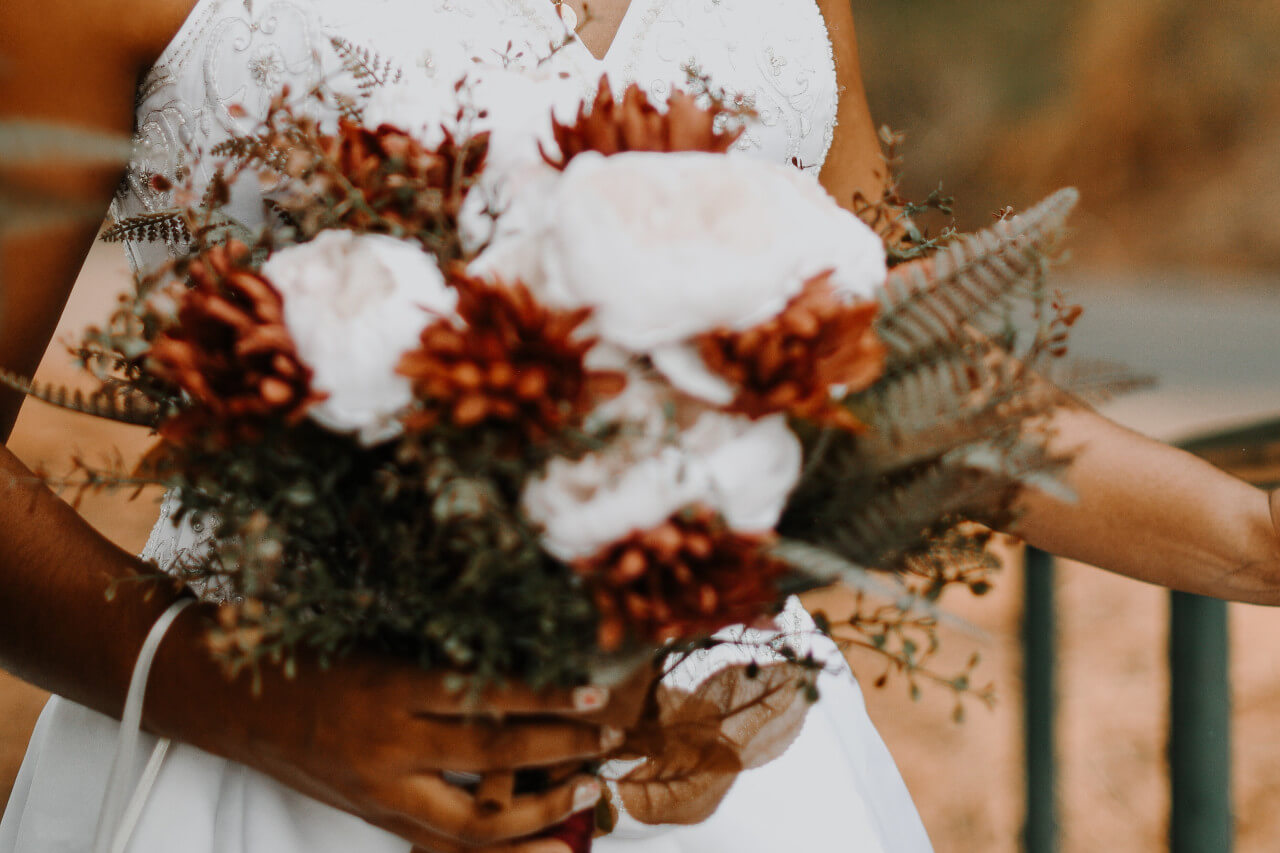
[147,605,618,851]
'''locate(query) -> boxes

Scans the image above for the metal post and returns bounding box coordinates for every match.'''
[1169,591,1233,853]
[1023,546,1057,853]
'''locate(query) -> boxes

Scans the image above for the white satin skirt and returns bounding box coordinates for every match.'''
[0,653,931,853]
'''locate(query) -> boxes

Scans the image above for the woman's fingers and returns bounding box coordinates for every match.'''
[414,716,625,772]
[395,772,601,846]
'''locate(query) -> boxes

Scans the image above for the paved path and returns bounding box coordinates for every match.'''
[1063,273,1280,439]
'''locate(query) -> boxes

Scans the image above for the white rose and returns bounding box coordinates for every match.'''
[521,379,802,560]
[261,231,457,445]
[471,151,887,401]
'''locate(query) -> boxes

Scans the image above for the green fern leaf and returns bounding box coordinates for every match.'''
[875,188,1079,359]
[0,368,161,427]
[329,36,404,93]
[101,211,191,245]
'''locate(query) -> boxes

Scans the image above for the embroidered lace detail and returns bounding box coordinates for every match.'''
[114,0,838,271]
[612,0,837,171]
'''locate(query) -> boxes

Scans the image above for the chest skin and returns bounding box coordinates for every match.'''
[557,0,631,60]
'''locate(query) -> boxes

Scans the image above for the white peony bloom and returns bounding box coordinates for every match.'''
[521,378,802,561]
[680,411,804,532]
[261,231,457,445]
[471,151,888,400]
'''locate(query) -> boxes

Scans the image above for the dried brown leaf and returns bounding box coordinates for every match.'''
[616,734,741,825]
[661,661,813,770]
[615,661,813,826]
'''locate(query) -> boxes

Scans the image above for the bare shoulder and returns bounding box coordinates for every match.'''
[812,0,886,209]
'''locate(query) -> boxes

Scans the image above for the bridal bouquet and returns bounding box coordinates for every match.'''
[8,58,1088,840]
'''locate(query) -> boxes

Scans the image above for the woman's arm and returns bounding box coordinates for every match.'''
[815,0,890,211]
[1016,405,1280,604]
[1,4,608,848]
[0,0,201,728]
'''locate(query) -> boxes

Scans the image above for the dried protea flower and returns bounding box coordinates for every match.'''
[397,274,625,442]
[697,273,887,431]
[148,241,323,444]
[574,507,789,652]
[543,77,742,170]
[311,119,488,249]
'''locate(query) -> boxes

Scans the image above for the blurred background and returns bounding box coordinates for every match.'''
[4,0,1280,849]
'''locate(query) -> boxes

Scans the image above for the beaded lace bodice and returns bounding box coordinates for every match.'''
[116,0,838,275]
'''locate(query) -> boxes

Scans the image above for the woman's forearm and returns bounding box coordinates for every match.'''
[1015,405,1280,604]
[0,441,187,719]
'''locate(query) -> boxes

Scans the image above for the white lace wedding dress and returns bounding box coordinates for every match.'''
[0,1,933,850]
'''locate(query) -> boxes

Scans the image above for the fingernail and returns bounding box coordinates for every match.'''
[573,685,610,712]
[600,725,625,751]
[573,780,602,813]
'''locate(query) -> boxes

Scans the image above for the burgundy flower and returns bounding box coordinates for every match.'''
[697,273,886,431]
[543,77,742,170]
[573,507,788,652]
[148,241,323,445]
[398,274,625,442]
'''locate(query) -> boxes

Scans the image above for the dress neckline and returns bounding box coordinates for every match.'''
[534,0,645,65]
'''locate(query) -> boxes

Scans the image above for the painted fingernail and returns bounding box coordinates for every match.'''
[600,725,625,751]
[573,685,610,712]
[573,780,602,813]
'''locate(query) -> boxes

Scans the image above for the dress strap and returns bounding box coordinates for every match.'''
[92,597,197,853]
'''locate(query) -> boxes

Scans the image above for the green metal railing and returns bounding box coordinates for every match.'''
[1022,546,1058,853]
[1023,415,1280,853]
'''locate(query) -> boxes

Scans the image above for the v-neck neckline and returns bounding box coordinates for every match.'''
[544,0,643,64]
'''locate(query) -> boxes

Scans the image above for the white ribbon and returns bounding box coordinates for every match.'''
[92,597,197,853]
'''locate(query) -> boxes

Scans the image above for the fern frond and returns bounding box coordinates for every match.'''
[329,36,404,94]
[851,351,1067,473]
[209,134,289,172]
[0,368,161,427]
[101,211,191,244]
[784,426,1063,570]
[858,339,1006,432]
[264,198,300,231]
[875,188,1079,359]
[810,460,994,567]
[1050,358,1157,405]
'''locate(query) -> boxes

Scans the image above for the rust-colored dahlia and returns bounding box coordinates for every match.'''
[574,507,789,652]
[314,119,488,248]
[148,241,322,445]
[543,77,743,170]
[697,274,887,431]
[397,275,625,441]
